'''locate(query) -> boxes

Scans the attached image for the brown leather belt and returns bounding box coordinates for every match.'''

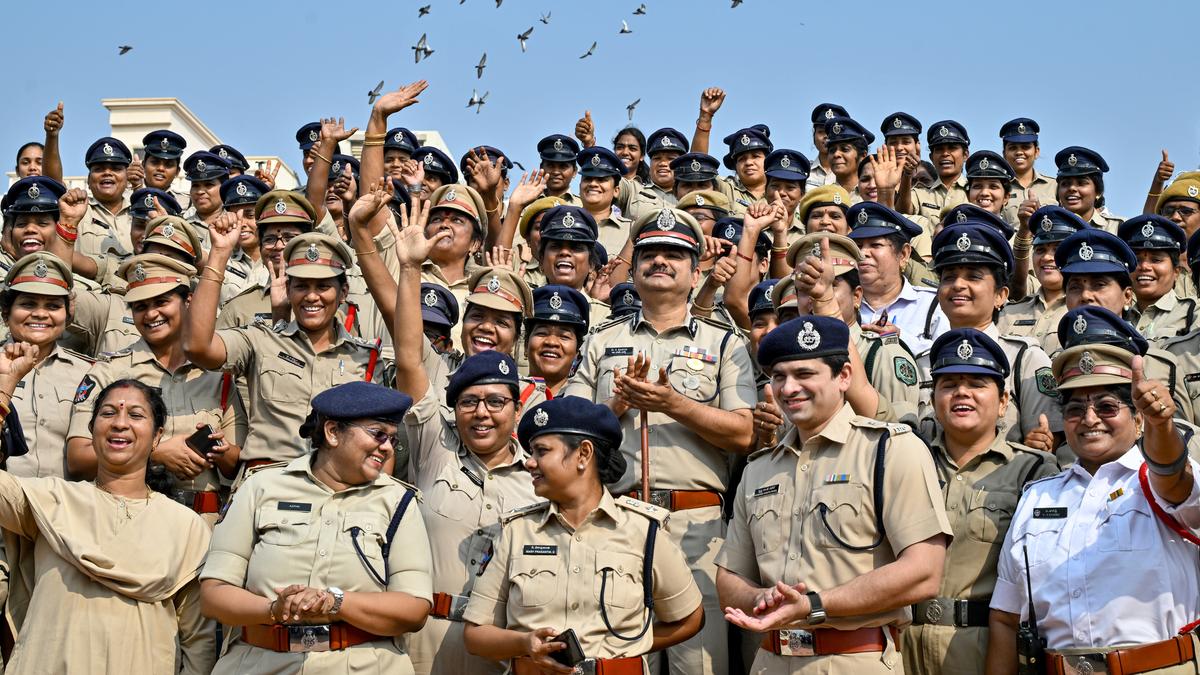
[761,626,899,657]
[626,489,721,511]
[1048,635,1196,675]
[512,655,643,675]
[911,598,990,627]
[430,592,470,621]
[174,490,220,514]
[241,622,385,653]
[244,459,278,470]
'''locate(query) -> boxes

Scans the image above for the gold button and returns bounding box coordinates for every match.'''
[575,535,582,542]
[452,483,458,489]
[485,504,492,510]
[487,474,494,480]
[955,475,963,481]
[801,464,808,471]
[571,602,579,610]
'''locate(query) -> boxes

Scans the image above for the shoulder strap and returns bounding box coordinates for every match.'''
[519,381,541,405]
[922,299,938,339]
[641,520,658,610]
[1184,300,1196,337]
[1138,463,1200,546]
[1012,341,1030,406]
[364,338,382,381]
[816,428,889,551]
[343,302,359,334]
[863,338,883,379]
[381,488,418,565]
[219,371,233,412]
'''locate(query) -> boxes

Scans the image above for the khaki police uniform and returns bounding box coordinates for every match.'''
[201,456,433,674]
[4,346,95,479]
[402,389,536,675]
[1133,290,1198,344]
[221,248,261,305]
[70,286,141,357]
[716,176,758,216]
[1005,172,1058,213]
[910,175,968,224]
[997,292,1067,342]
[597,212,634,263]
[852,324,920,424]
[76,196,133,259]
[716,403,954,674]
[1162,329,1200,417]
[618,176,676,222]
[1089,209,1125,234]
[901,432,1058,675]
[462,492,703,669]
[216,284,273,330]
[805,163,836,191]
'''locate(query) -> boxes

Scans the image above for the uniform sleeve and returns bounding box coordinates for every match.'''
[714,475,760,582]
[217,377,247,448]
[649,523,702,623]
[881,432,953,554]
[562,335,601,400]
[616,177,636,212]
[174,577,217,675]
[67,288,112,355]
[65,360,113,441]
[0,472,36,539]
[215,326,257,376]
[867,341,920,423]
[989,501,1029,615]
[199,478,258,585]
[1016,344,1063,436]
[386,494,434,601]
[1154,458,1200,532]
[461,524,513,627]
[403,390,452,480]
[374,216,402,282]
[717,334,757,412]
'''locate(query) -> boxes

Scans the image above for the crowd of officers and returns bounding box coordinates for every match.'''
[0,80,1198,674]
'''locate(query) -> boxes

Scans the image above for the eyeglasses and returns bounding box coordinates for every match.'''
[456,395,515,413]
[1062,398,1129,421]
[344,422,401,448]
[1161,206,1198,219]
[261,233,299,247]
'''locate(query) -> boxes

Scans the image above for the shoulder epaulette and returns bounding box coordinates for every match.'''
[381,475,423,501]
[747,444,776,462]
[614,495,670,524]
[99,346,134,360]
[594,313,635,332]
[1021,472,1062,493]
[245,461,287,477]
[997,333,1039,348]
[850,415,912,435]
[694,314,738,332]
[501,500,551,523]
[60,347,98,364]
[352,336,381,350]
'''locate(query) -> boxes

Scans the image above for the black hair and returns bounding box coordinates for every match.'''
[613,127,651,183]
[558,432,625,485]
[1092,174,1106,209]
[914,160,937,187]
[538,238,599,273]
[820,354,850,374]
[87,379,173,495]
[15,142,42,170]
[883,232,909,253]
[932,371,1005,392]
[836,269,861,290]
[856,155,873,177]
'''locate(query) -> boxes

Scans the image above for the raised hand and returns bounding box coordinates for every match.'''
[255,159,281,189]
[509,170,548,208]
[1156,150,1175,184]
[483,245,515,270]
[58,188,89,227]
[707,248,737,287]
[0,342,38,384]
[372,80,430,118]
[44,102,64,135]
[1132,355,1174,426]
[574,111,596,147]
[699,87,726,117]
[320,117,358,146]
[394,200,448,266]
[348,177,394,233]
[871,145,904,193]
[209,212,242,254]
[753,385,783,448]
[466,147,504,196]
[744,199,778,234]
[1017,195,1040,230]
[794,236,834,302]
[265,255,289,316]
[127,154,145,190]
[1022,414,1054,453]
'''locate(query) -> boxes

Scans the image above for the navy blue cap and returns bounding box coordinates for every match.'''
[329,154,360,181]
[419,282,459,328]
[220,176,270,208]
[927,120,970,148]
[847,202,923,241]
[881,112,922,138]
[811,103,849,125]
[1054,229,1136,277]
[594,242,609,267]
[211,144,249,171]
[929,328,1010,379]
[446,351,520,405]
[608,283,641,318]
[1118,214,1186,252]
[1055,146,1109,177]
[943,203,1016,240]
[765,149,811,181]
[1000,118,1040,144]
[749,279,779,316]
[965,150,1014,183]
[130,188,182,220]
[1031,205,1089,246]
[460,145,513,178]
[412,146,459,184]
[713,216,771,256]
[300,381,414,437]
[385,128,420,154]
[143,130,186,160]
[578,146,623,178]
[757,316,850,367]
[1188,229,1200,271]
[646,128,688,156]
[296,122,321,151]
[517,396,626,483]
[528,285,590,332]
[390,178,413,213]
[932,222,1014,274]
[183,151,230,182]
[823,116,875,147]
[539,205,598,244]
[722,126,773,169]
[537,134,581,163]
[85,137,132,167]
[3,177,65,215]
[671,152,720,183]
[1058,306,1148,356]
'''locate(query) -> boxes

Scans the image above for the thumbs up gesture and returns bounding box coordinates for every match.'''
[44,102,64,135]
[1022,413,1055,454]
[574,110,596,148]
[1156,150,1176,184]
[1132,355,1174,426]
[752,386,784,449]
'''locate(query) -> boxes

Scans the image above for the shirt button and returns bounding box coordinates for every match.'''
[281,518,289,524]
[324,519,332,525]
[801,464,809,471]
[487,474,494,480]
[955,475,963,481]
[485,504,492,510]
[476,529,485,536]
[470,559,477,565]
[319,550,327,557]
[573,566,580,573]
[575,535,582,542]
[452,483,458,489]
[1071,589,1082,598]
[793,509,800,516]
[789,553,796,560]
[571,602,579,610]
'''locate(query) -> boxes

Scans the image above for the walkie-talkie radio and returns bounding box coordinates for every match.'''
[1016,544,1046,675]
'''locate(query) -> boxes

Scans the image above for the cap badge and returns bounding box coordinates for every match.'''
[533,408,549,427]
[305,244,320,262]
[1040,215,1054,232]
[196,159,207,172]
[622,290,635,305]
[102,143,115,157]
[218,148,229,159]
[1068,153,1078,167]
[824,109,835,119]
[1074,315,1088,334]
[143,195,154,208]
[857,210,869,226]
[980,157,990,170]
[656,209,676,230]
[780,156,791,169]
[956,233,971,252]
[1141,222,1156,238]
[833,194,843,205]
[1017,122,1027,134]
[796,321,821,351]
[831,122,843,135]
[160,137,170,149]
[498,359,511,375]
[811,242,822,258]
[1079,351,1096,375]
[423,289,439,307]
[331,161,341,174]
[553,138,564,151]
[26,184,39,200]
[162,224,175,238]
[695,195,706,207]
[393,131,404,143]
[661,137,673,148]
[893,117,903,129]
[956,212,968,223]
[549,292,563,310]
[562,213,576,228]
[445,188,457,203]
[690,159,701,172]
[1078,242,1094,261]
[938,126,949,138]
[740,134,751,146]
[236,182,248,196]
[33,261,48,279]
[423,154,435,166]
[724,222,737,239]
[1190,186,1200,198]
[591,154,602,167]
[487,275,501,293]
[308,130,319,142]
[956,340,974,360]
[132,263,146,282]
[275,200,287,215]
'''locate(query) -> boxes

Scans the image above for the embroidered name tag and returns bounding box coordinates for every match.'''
[523,545,558,556]
[278,352,305,368]
[1186,373,1200,383]
[824,474,851,484]
[605,347,634,357]
[122,316,136,325]
[228,266,248,279]
[753,484,779,497]
[460,465,484,488]
[277,502,312,512]
[1013,319,1036,326]
[1033,507,1067,519]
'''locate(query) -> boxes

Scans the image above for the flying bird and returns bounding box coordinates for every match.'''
[540,11,551,24]
[626,98,641,121]
[412,33,434,63]
[467,90,489,114]
[633,4,647,15]
[731,0,743,6]
[579,41,597,59]
[367,80,384,104]
[517,27,534,52]
[495,0,502,6]
[475,53,487,78]
[418,4,431,17]
[118,45,133,55]
[619,20,632,34]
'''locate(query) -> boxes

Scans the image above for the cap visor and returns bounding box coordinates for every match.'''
[421,308,453,327]
[123,281,186,304]
[766,169,808,181]
[9,281,69,296]
[467,293,523,315]
[932,364,1002,378]
[286,264,343,279]
[849,226,903,241]
[1004,134,1038,143]
[1057,373,1130,390]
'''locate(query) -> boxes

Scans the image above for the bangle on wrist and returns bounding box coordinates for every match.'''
[736,251,754,263]
[200,273,224,283]
[361,140,384,147]
[364,131,388,142]
[56,223,78,243]
[695,118,712,132]
[692,301,715,312]
[1148,191,1161,197]
[313,152,333,165]
[770,251,787,260]
[1141,447,1188,476]
[357,248,378,256]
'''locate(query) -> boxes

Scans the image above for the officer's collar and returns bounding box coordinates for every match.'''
[809,402,855,445]
[981,323,1001,341]
[537,488,621,529]
[631,308,699,338]
[932,428,1013,467]
[1150,290,1180,313]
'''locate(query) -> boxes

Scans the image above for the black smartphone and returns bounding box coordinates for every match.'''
[185,424,219,455]
[549,628,585,667]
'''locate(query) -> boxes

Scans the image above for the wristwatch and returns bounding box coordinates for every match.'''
[806,592,826,625]
[328,587,345,616]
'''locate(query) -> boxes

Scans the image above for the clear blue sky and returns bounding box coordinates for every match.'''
[1,0,1197,215]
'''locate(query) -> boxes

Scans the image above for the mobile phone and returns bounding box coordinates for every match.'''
[549,629,585,667]
[185,424,219,455]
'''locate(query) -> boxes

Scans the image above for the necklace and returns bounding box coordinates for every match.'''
[95,482,151,520]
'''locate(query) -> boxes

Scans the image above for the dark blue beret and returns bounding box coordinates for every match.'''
[183,151,230,182]
[608,282,641,319]
[412,146,459,183]
[528,284,590,332]
[1058,306,1148,356]
[1030,206,1089,246]
[811,103,848,125]
[386,128,420,154]
[671,153,720,183]
[517,396,626,483]
[85,137,132,167]
[537,134,580,163]
[296,122,321,151]
[927,120,970,147]
[1000,118,1039,144]
[578,146,623,178]
[756,315,850,368]
[765,149,810,181]
[722,127,773,169]
[847,202,923,241]
[308,381,414,425]
[130,188,182,219]
[881,112,922,138]
[460,145,513,177]
[1117,214,1185,252]
[646,128,688,156]
[211,144,249,171]
[930,328,1010,379]
[1055,146,1109,177]
[419,282,459,328]
[329,154,360,181]
[933,222,1014,274]
[3,177,65,215]
[539,205,598,244]
[220,176,270,208]
[143,130,187,160]
[823,116,875,147]
[943,203,1016,240]
[749,279,779,316]
[1055,229,1136,277]
[965,150,1014,183]
[446,351,520,405]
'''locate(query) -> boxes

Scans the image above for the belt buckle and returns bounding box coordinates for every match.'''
[953,599,970,627]
[287,624,331,653]
[778,629,816,657]
[448,594,470,622]
[1062,653,1106,675]
[647,490,671,510]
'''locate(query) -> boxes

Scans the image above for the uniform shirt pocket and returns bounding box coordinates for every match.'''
[256,506,314,546]
[594,550,643,609]
[667,355,718,403]
[342,512,388,563]
[809,483,874,549]
[1020,516,1066,566]
[511,557,560,608]
[426,476,480,522]
[1098,497,1154,552]
[966,489,1020,544]
[259,366,305,403]
[749,494,785,554]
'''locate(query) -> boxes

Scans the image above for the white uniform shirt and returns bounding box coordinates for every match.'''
[860,278,947,356]
[991,447,1200,650]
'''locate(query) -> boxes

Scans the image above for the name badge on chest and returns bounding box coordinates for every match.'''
[1032,507,1067,519]
[278,352,305,369]
[523,545,558,556]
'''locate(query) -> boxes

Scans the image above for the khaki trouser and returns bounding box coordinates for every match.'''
[900,624,985,675]
[748,628,901,674]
